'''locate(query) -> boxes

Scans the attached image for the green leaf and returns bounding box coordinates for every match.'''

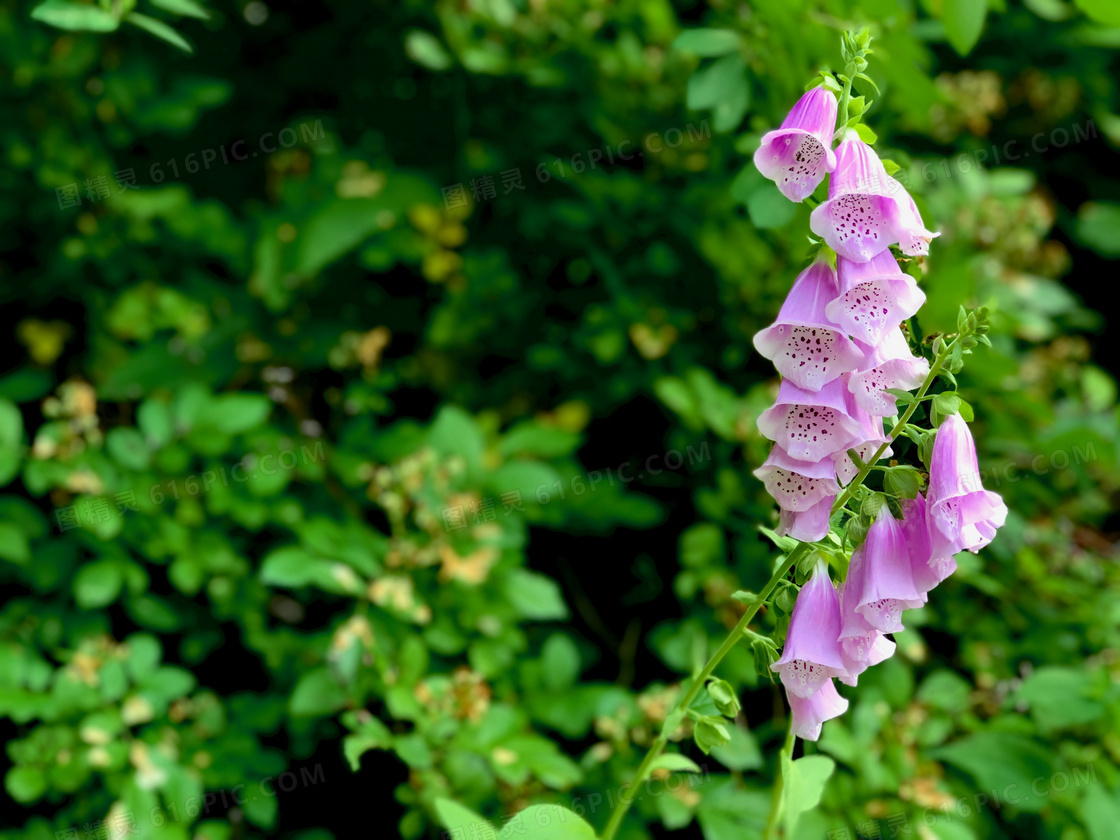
[672,28,741,57]
[435,799,496,840]
[929,733,1057,811]
[125,12,193,52]
[1074,0,1120,25]
[0,523,31,565]
[343,717,393,771]
[74,560,124,608]
[31,0,120,31]
[942,0,988,55]
[202,394,272,434]
[710,723,763,771]
[107,427,152,471]
[150,0,210,19]
[540,634,581,690]
[932,392,962,416]
[651,753,703,774]
[853,123,878,145]
[686,54,749,133]
[497,805,597,839]
[1075,202,1120,258]
[501,569,568,621]
[781,754,835,837]
[405,30,452,71]
[5,766,46,803]
[288,668,348,717]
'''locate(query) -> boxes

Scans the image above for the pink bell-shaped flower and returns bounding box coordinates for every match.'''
[900,493,957,594]
[847,329,930,417]
[754,445,841,513]
[757,378,864,463]
[753,258,864,392]
[927,414,1008,558]
[846,505,925,633]
[826,252,926,347]
[753,87,839,202]
[787,678,849,741]
[771,560,848,698]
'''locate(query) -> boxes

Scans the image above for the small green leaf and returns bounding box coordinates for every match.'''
[932,392,962,416]
[781,755,836,837]
[435,799,496,840]
[74,560,124,609]
[150,0,209,18]
[651,753,703,774]
[853,123,878,145]
[943,0,988,55]
[405,30,452,71]
[125,12,192,52]
[31,0,120,31]
[497,805,597,839]
[672,28,741,57]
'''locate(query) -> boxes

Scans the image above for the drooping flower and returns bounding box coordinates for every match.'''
[787,678,849,741]
[754,445,840,514]
[753,87,839,202]
[809,138,940,263]
[900,493,957,594]
[771,560,847,698]
[927,413,1009,558]
[846,506,925,633]
[847,329,930,416]
[778,495,835,542]
[752,258,863,391]
[757,378,863,463]
[834,394,894,485]
[887,178,940,257]
[837,561,896,686]
[809,138,901,263]
[826,252,926,347]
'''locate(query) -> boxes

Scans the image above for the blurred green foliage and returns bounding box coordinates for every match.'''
[3,1,1120,839]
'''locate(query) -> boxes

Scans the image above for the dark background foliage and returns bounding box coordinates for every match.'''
[2,1,1119,839]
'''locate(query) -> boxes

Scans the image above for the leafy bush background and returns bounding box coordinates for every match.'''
[3,1,1120,839]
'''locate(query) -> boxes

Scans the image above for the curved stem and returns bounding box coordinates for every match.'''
[599,543,811,840]
[764,721,797,840]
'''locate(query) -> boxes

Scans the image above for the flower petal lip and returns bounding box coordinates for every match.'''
[926,413,1008,557]
[753,88,839,202]
[754,445,841,512]
[753,258,864,391]
[788,678,848,741]
[827,253,926,346]
[757,378,864,463]
[852,507,925,633]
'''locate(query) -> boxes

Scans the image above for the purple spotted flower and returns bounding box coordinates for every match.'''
[753,87,839,202]
[826,252,926,347]
[753,257,863,391]
[809,138,940,262]
[788,678,849,741]
[927,413,1008,558]
[754,446,840,515]
[844,506,924,633]
[847,329,930,417]
[771,561,847,698]
[757,378,863,463]
[754,446,839,542]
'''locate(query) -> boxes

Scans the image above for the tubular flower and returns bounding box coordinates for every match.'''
[752,258,863,391]
[837,563,896,686]
[888,179,941,256]
[848,506,924,633]
[772,561,847,698]
[778,495,835,542]
[809,138,902,262]
[753,87,839,202]
[900,493,957,594]
[788,678,849,741]
[757,378,863,463]
[753,446,840,514]
[927,413,1009,558]
[847,329,930,416]
[826,252,926,346]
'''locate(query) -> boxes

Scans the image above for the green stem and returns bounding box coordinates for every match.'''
[836,72,854,133]
[764,721,797,840]
[599,542,811,840]
[830,336,956,516]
